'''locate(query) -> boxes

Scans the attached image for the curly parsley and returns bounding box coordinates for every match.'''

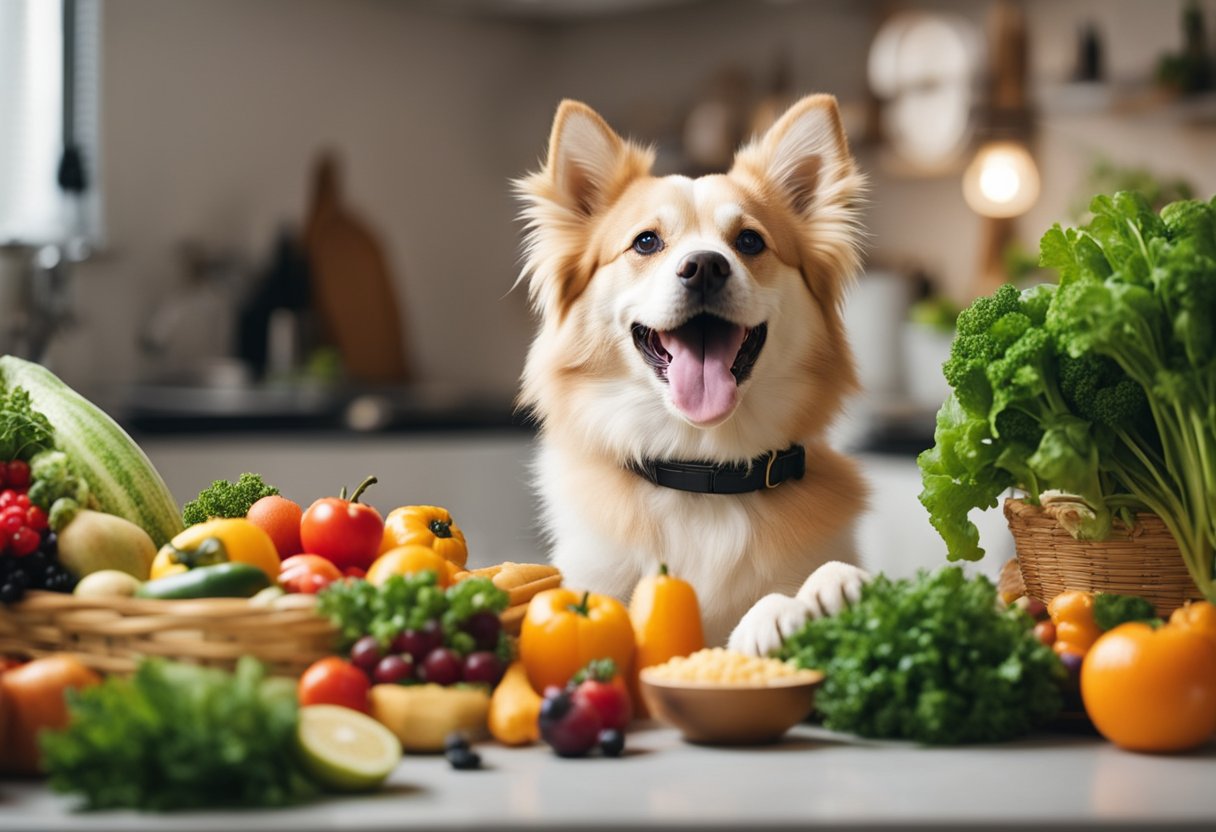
[779,567,1065,744]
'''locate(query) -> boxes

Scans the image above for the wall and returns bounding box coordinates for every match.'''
[49,0,1216,402]
[58,0,553,400]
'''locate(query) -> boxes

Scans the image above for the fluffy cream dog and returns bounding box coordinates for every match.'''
[515,95,870,651]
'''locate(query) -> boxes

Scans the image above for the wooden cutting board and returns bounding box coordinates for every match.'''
[303,153,411,384]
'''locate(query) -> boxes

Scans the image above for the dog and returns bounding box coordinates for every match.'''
[514,94,870,653]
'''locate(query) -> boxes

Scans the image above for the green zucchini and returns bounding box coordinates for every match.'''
[0,356,183,548]
[135,562,271,600]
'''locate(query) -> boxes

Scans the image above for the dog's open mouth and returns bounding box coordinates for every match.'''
[631,314,767,424]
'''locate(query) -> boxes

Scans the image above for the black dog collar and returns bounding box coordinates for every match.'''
[631,445,806,494]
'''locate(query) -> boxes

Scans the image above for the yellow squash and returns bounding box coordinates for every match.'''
[487,662,543,746]
[369,683,489,752]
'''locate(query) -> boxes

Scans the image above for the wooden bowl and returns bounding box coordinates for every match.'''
[639,668,824,745]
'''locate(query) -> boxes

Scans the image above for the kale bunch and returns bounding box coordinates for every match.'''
[918,192,1216,603]
[779,567,1064,744]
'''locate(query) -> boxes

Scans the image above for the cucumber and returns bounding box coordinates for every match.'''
[0,356,183,548]
[135,562,271,600]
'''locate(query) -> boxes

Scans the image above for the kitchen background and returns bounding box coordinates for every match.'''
[3,0,1215,577]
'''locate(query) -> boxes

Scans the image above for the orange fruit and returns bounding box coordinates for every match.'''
[1081,621,1216,753]
[247,495,304,558]
[366,545,457,588]
[1,655,102,775]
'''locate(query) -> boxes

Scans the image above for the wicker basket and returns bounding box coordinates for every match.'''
[1004,497,1201,615]
[0,563,562,677]
[0,592,336,677]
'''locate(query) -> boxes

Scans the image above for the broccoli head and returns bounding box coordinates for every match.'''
[1058,353,1151,433]
[182,473,280,527]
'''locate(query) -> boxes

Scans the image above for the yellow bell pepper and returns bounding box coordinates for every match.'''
[628,563,704,716]
[152,518,281,581]
[1170,600,1216,650]
[380,505,468,568]
[1048,590,1102,658]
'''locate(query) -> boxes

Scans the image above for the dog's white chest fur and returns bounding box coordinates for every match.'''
[534,442,855,646]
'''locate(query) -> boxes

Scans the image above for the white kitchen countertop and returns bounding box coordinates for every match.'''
[5,722,1214,831]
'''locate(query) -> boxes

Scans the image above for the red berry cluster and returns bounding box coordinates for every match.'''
[0,461,49,558]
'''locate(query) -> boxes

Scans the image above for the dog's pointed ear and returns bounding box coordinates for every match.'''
[544,100,641,216]
[732,94,856,215]
[515,101,653,319]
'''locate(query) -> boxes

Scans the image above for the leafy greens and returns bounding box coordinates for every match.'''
[778,567,1064,744]
[0,385,55,461]
[918,192,1216,603]
[41,656,317,811]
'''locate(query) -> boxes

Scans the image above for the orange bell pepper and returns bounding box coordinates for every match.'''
[1170,600,1216,650]
[519,588,636,693]
[628,563,704,715]
[1048,590,1102,658]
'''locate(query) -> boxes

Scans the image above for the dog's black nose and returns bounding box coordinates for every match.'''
[677,251,730,296]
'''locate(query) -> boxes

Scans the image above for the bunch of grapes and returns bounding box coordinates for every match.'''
[348,612,505,687]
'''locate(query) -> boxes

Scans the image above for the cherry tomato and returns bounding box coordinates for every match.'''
[278,554,343,594]
[299,476,384,572]
[568,662,632,731]
[1081,621,1216,753]
[297,656,371,713]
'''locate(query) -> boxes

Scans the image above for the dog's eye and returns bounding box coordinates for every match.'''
[632,231,663,256]
[734,229,766,256]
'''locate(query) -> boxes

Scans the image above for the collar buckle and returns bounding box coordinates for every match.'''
[764,450,779,489]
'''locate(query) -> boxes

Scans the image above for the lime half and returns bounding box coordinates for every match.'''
[297,704,402,792]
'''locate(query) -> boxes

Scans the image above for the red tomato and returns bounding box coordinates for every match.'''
[299,476,384,572]
[278,554,343,594]
[566,658,633,731]
[298,657,371,713]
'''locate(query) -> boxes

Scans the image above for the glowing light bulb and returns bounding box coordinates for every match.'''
[962,141,1040,218]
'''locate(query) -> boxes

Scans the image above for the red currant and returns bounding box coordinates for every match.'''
[0,489,14,509]
[7,460,30,489]
[26,506,48,532]
[13,493,30,510]
[0,461,8,489]
[10,527,40,557]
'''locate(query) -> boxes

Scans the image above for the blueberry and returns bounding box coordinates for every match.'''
[0,582,23,604]
[538,690,572,724]
[598,728,625,758]
[443,732,470,753]
[41,532,58,555]
[445,747,482,771]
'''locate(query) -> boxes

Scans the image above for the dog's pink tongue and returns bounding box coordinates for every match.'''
[659,318,747,425]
